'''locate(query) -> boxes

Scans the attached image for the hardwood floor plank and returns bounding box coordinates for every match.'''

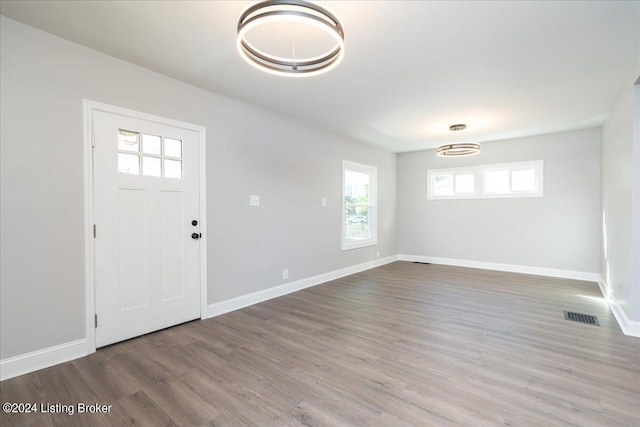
[141,376,221,426]
[1,262,639,426]
[111,390,178,427]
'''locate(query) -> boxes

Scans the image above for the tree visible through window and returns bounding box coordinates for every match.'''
[343,161,377,250]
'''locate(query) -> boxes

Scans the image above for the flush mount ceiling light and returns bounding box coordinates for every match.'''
[237,0,345,77]
[436,124,480,157]
[436,143,481,157]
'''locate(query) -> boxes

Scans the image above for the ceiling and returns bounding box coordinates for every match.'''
[1,1,639,153]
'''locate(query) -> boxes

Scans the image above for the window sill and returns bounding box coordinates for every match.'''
[342,239,377,251]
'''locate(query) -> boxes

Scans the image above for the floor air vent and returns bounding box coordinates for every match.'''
[413,262,431,265]
[564,311,600,326]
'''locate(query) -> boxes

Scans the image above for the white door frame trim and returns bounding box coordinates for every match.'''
[83,100,207,354]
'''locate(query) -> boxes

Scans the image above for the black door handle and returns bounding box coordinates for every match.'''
[191,233,201,240]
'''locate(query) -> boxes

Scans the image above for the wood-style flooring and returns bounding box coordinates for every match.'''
[1,262,639,426]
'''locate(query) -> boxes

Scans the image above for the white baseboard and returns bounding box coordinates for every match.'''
[398,254,600,282]
[0,256,397,381]
[5,255,629,383]
[207,255,398,318]
[0,339,87,381]
[598,276,640,338]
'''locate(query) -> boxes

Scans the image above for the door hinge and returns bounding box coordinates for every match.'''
[93,224,97,238]
[94,314,98,328]
[92,133,96,147]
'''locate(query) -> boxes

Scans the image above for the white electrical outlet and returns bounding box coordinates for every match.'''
[321,197,327,207]
[376,251,380,259]
[283,269,289,280]
[250,195,260,206]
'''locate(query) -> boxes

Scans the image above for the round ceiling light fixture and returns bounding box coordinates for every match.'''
[436,124,480,157]
[436,143,481,157]
[237,0,345,77]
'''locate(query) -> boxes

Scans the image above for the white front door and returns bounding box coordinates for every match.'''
[93,110,202,347]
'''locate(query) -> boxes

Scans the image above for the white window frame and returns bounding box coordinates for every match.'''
[427,160,544,200]
[342,160,377,250]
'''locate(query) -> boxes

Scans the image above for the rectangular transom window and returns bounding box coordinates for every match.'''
[427,160,543,200]
[117,129,183,179]
[342,160,377,250]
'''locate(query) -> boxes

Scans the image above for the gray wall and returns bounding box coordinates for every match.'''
[0,17,397,359]
[601,64,640,322]
[398,128,601,273]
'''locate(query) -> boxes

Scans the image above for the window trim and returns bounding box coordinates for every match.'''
[427,160,544,200]
[342,160,377,250]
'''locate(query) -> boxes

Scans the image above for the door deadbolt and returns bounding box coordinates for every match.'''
[191,220,198,226]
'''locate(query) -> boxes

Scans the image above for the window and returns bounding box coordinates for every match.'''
[427,160,543,200]
[117,129,183,179]
[431,171,475,197]
[342,161,377,250]
[483,163,541,195]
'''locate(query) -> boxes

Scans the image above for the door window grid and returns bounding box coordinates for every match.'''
[117,129,182,179]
